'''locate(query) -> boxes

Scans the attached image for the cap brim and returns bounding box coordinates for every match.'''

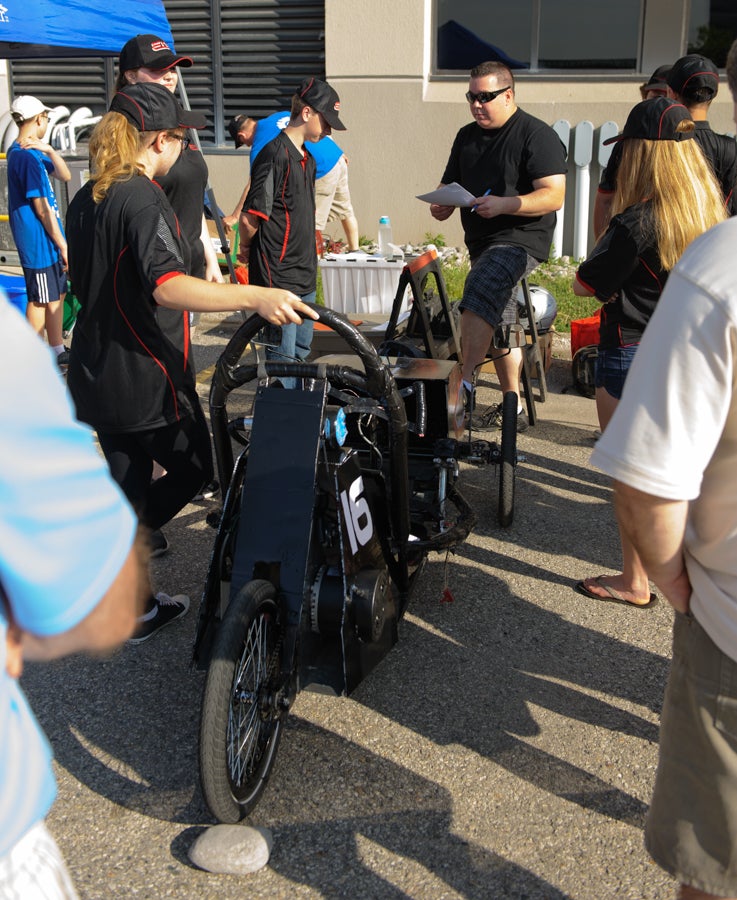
[322,110,346,131]
[180,109,207,129]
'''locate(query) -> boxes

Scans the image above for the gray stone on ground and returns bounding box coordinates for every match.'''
[188,824,273,875]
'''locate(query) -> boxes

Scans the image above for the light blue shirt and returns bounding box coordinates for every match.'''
[0,296,137,856]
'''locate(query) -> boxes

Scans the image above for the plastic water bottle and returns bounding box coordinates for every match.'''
[378,215,393,257]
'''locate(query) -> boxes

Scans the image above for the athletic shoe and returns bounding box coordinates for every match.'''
[128,592,190,644]
[480,403,530,434]
[193,479,220,501]
[56,348,70,370]
[149,529,169,558]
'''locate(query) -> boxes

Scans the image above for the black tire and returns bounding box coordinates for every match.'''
[199,580,286,822]
[498,391,517,527]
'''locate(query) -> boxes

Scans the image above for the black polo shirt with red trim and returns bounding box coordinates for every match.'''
[66,176,198,433]
[575,201,667,349]
[244,130,317,295]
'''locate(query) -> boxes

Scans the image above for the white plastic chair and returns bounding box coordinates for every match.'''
[63,107,100,153]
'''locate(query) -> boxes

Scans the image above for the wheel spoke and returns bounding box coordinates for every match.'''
[226,612,275,787]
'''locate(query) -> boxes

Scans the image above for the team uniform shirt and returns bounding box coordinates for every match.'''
[244,130,317,295]
[157,146,210,277]
[575,201,666,348]
[249,111,342,178]
[6,142,64,270]
[66,176,197,433]
[440,108,567,261]
[599,123,737,216]
[591,216,737,662]
[0,297,136,857]
[693,121,737,216]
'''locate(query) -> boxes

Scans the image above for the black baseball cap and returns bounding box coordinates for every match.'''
[603,97,694,145]
[110,83,206,131]
[297,78,346,131]
[227,114,250,147]
[640,64,671,94]
[667,54,719,100]
[119,34,193,73]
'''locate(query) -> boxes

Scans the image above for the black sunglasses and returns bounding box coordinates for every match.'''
[465,86,511,104]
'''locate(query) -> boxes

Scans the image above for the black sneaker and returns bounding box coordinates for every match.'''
[128,592,190,644]
[481,403,530,434]
[149,529,169,558]
[193,479,220,501]
[56,348,70,370]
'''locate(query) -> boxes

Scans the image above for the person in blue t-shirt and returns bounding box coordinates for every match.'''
[0,293,146,895]
[7,95,72,368]
[225,109,359,250]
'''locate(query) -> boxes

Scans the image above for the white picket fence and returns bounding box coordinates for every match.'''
[552,119,619,260]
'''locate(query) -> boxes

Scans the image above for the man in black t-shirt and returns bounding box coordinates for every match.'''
[238,77,346,387]
[431,61,566,431]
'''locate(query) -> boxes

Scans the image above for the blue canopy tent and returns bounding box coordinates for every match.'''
[0,1,236,280]
[0,0,173,58]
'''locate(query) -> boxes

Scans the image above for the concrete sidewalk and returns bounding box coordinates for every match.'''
[22,317,675,899]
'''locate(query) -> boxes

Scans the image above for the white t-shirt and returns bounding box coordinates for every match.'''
[591,217,737,660]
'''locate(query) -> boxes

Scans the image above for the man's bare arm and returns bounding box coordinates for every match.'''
[224,180,251,229]
[21,529,149,662]
[473,173,565,219]
[237,210,260,263]
[613,481,692,612]
[31,196,68,269]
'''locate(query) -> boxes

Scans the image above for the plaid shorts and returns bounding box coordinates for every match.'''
[460,244,539,327]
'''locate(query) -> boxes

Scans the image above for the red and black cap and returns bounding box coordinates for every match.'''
[667,54,720,100]
[110,83,205,131]
[640,64,671,95]
[603,97,694,145]
[119,34,193,73]
[297,77,346,131]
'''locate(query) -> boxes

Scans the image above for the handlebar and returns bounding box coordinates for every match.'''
[208,305,413,574]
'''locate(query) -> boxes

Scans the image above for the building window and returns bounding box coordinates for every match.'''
[436,0,641,72]
[688,0,737,67]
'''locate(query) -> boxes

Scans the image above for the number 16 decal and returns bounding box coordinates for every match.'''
[340,476,374,555]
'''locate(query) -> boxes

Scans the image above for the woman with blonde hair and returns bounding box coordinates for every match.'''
[573,96,726,608]
[65,83,316,642]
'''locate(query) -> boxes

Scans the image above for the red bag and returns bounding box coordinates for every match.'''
[570,308,601,358]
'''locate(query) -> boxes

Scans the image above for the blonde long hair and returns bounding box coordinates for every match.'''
[611,129,727,271]
[88,112,155,203]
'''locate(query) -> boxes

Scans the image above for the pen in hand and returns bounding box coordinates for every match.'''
[471,189,491,213]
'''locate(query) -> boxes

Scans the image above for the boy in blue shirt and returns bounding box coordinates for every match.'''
[7,95,71,367]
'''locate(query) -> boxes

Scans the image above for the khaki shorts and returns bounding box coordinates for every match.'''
[646,611,737,895]
[315,155,354,231]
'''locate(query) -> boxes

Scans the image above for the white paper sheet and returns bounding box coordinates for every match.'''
[415,182,476,207]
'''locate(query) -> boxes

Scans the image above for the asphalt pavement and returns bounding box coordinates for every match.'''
[22,314,677,899]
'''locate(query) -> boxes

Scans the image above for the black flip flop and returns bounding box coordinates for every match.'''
[574,575,657,608]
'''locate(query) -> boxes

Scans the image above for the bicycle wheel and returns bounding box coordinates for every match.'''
[199,580,286,822]
[498,391,517,528]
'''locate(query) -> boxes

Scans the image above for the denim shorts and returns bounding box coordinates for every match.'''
[594,344,639,399]
[646,612,737,896]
